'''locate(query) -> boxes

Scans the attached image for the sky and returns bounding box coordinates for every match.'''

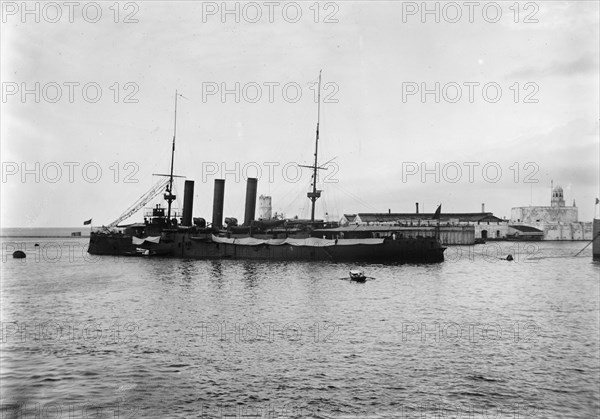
[1,1,599,227]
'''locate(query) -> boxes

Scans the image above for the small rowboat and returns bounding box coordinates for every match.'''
[349,270,367,282]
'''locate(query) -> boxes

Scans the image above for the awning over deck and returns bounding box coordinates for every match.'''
[132,236,161,245]
[211,235,384,247]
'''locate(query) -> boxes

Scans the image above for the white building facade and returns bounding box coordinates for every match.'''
[511,184,592,240]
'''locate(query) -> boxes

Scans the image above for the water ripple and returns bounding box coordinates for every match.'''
[1,239,598,417]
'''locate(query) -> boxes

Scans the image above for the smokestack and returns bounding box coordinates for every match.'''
[481,203,485,213]
[212,179,225,229]
[244,177,258,226]
[182,180,195,226]
[415,202,419,214]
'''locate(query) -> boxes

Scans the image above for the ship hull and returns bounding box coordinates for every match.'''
[89,232,445,263]
[593,219,600,260]
[88,234,138,255]
[180,239,444,263]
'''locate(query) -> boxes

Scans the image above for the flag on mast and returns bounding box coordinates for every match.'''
[432,205,441,220]
[83,219,92,225]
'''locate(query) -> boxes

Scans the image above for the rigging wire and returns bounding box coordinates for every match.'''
[331,183,381,213]
[280,179,312,217]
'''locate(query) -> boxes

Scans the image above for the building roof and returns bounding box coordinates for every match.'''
[356,213,504,223]
[343,214,358,223]
[314,225,437,233]
[509,225,544,233]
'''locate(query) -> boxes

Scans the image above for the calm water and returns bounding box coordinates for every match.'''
[0,228,90,238]
[1,238,598,418]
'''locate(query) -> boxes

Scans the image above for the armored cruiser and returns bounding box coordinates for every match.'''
[88,77,446,262]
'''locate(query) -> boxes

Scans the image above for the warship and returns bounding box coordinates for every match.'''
[88,75,446,262]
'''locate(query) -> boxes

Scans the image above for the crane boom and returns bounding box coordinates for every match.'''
[106,178,170,228]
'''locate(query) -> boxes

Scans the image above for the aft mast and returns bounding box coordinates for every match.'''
[164,90,179,221]
[307,70,323,223]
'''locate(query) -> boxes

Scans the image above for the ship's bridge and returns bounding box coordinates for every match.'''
[144,204,182,224]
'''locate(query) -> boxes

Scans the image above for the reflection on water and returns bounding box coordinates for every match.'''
[209,260,224,281]
[177,259,199,285]
[1,238,598,418]
[242,261,259,287]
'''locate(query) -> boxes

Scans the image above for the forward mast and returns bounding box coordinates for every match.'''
[301,70,327,223]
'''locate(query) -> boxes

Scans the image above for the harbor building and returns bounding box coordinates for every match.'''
[510,182,592,240]
[340,204,510,245]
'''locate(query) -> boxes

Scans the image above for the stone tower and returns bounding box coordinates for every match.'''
[258,195,272,220]
[551,183,565,208]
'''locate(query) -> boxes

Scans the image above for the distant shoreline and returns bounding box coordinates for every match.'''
[0,235,90,239]
[0,228,91,239]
